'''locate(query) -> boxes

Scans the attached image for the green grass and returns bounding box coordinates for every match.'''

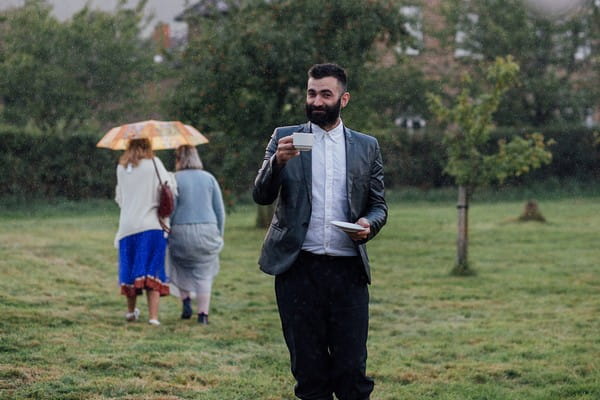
[1,195,599,399]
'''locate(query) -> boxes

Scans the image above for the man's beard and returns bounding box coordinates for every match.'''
[306,97,342,128]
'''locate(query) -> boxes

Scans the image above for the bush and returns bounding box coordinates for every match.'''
[0,124,597,201]
[376,129,450,189]
[379,124,599,189]
[492,125,600,183]
[0,129,117,199]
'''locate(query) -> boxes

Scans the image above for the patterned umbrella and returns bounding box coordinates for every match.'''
[96,120,209,150]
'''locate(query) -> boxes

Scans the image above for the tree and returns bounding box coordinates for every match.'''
[168,0,410,205]
[427,56,553,275]
[0,0,153,132]
[438,0,599,127]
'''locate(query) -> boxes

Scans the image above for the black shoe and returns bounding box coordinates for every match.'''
[197,312,209,324]
[181,298,192,319]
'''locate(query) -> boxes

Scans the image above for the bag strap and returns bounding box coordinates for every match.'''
[151,157,163,184]
[159,217,170,234]
[151,157,171,233]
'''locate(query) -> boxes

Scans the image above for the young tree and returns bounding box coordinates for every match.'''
[427,56,553,275]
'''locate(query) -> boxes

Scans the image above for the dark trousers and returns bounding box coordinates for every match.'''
[275,251,374,400]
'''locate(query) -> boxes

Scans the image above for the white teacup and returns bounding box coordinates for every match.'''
[292,132,314,151]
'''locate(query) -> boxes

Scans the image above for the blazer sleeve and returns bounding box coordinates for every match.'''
[253,129,285,205]
[362,139,387,243]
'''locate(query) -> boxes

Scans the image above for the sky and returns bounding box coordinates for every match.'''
[0,0,191,37]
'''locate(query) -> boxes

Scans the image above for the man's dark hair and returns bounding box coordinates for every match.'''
[308,63,348,92]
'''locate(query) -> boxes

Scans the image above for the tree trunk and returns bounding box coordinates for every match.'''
[454,185,473,275]
[256,204,274,229]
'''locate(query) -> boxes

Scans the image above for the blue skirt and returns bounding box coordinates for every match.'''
[118,230,169,297]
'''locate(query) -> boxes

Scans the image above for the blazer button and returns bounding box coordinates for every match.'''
[302,222,309,227]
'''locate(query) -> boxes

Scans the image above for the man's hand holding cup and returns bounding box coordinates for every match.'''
[275,133,313,166]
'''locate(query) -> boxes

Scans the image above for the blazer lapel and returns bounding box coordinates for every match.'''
[344,127,356,216]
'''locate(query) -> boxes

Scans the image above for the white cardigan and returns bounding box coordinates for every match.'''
[114,157,177,247]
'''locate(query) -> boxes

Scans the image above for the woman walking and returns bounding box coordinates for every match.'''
[115,138,176,326]
[168,145,225,324]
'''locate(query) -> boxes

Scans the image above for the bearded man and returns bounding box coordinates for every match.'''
[253,63,387,400]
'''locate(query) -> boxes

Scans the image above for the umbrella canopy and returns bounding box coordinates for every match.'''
[96,120,209,150]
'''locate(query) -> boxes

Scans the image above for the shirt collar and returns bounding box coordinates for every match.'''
[311,120,344,143]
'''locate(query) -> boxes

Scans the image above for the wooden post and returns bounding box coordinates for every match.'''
[456,184,469,269]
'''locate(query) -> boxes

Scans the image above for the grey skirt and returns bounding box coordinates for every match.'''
[167,223,223,292]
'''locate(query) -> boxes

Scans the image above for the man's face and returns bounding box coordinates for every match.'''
[305,77,350,128]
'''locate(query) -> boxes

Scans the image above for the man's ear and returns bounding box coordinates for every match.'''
[341,92,350,108]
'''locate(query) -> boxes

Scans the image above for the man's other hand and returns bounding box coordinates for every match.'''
[348,218,370,241]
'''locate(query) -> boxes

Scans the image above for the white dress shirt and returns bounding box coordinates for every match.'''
[302,121,358,256]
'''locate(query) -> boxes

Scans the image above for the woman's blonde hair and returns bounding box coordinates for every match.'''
[119,138,153,166]
[175,145,203,171]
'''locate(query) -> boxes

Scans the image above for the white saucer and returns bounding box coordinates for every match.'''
[330,220,366,233]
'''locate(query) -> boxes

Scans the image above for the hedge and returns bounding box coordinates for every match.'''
[491,125,600,183]
[377,124,600,188]
[0,130,116,199]
[0,125,598,200]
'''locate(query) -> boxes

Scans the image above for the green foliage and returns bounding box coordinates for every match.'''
[168,0,410,196]
[485,132,554,182]
[0,0,154,132]
[1,124,597,201]
[0,129,117,199]
[427,56,553,187]
[348,64,435,132]
[493,124,600,183]
[438,0,599,127]
[376,129,450,188]
[1,120,596,202]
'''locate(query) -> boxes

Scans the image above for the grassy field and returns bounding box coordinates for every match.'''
[0,195,599,399]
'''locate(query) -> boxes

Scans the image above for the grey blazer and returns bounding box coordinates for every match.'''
[253,122,387,283]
